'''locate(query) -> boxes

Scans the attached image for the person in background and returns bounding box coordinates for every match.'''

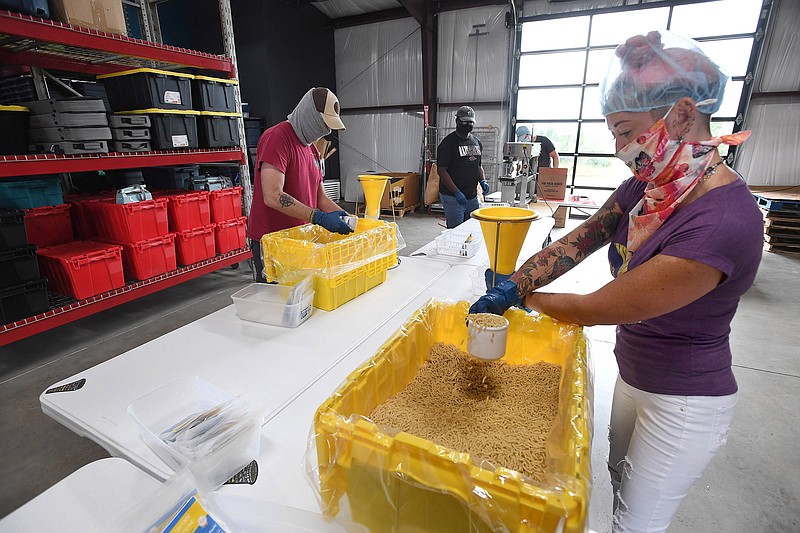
[515,124,560,169]
[437,106,490,228]
[472,31,762,533]
[246,87,353,282]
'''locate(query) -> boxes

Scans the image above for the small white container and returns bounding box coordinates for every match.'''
[466,315,509,360]
[435,230,482,258]
[231,283,313,327]
[127,376,261,484]
[470,265,487,295]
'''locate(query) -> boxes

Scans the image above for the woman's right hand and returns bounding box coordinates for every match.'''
[469,279,521,315]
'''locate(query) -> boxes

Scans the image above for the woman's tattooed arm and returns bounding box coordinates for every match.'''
[512,193,624,296]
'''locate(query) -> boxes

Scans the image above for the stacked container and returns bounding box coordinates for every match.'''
[0,207,49,325]
[98,69,198,150]
[108,114,152,152]
[158,189,215,266]
[37,240,125,300]
[26,97,111,155]
[209,186,245,255]
[0,176,73,249]
[0,105,29,155]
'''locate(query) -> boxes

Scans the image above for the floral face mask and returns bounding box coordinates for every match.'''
[615,101,750,253]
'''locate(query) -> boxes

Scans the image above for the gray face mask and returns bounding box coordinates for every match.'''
[287,89,331,146]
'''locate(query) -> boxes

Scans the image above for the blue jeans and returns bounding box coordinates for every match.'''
[249,238,267,282]
[440,192,480,229]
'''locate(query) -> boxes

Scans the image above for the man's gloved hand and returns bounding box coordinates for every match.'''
[484,269,512,289]
[311,209,354,235]
[469,278,521,316]
[454,190,467,206]
[480,180,490,196]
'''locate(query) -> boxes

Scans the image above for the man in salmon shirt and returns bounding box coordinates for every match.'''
[247,87,353,282]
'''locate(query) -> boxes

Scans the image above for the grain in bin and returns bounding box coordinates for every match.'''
[310,299,592,532]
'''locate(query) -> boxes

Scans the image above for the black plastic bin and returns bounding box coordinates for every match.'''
[0,245,39,290]
[131,110,199,150]
[0,277,49,325]
[0,105,29,155]
[197,112,240,148]
[192,76,237,113]
[244,117,263,147]
[98,69,194,112]
[1,207,28,251]
[0,0,50,17]
[142,165,200,190]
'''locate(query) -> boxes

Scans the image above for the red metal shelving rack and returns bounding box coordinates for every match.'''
[0,10,251,345]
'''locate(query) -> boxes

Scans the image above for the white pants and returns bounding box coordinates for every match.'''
[608,375,737,533]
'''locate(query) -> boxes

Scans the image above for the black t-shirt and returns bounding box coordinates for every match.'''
[437,132,482,198]
[535,135,556,168]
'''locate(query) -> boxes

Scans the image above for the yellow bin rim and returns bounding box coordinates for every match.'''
[471,206,539,223]
[358,174,391,181]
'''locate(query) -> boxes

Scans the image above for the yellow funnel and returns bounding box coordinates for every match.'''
[358,175,390,219]
[471,206,539,275]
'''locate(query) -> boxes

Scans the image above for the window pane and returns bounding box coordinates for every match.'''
[578,122,615,154]
[574,156,631,189]
[711,121,735,157]
[516,122,579,155]
[516,88,583,120]
[521,17,589,51]
[697,38,754,78]
[581,86,604,119]
[519,51,587,86]
[585,49,616,84]
[717,80,743,118]
[590,8,669,47]
[671,0,763,37]
[571,187,614,206]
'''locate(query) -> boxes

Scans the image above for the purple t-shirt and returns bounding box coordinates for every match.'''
[608,176,763,396]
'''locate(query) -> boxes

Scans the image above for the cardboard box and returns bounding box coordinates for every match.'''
[50,0,127,36]
[538,167,568,201]
[379,172,420,210]
[553,205,568,228]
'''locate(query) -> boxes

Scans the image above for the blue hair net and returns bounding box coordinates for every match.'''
[600,31,729,116]
[515,125,531,142]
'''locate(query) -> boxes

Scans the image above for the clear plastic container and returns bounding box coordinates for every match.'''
[231,283,314,327]
[126,376,262,485]
[470,265,487,295]
[435,229,482,258]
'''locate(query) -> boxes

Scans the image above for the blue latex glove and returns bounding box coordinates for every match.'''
[454,190,467,206]
[469,278,521,316]
[484,268,512,290]
[480,179,490,196]
[312,209,354,235]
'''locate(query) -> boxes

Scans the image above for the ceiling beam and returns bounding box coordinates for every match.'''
[327,7,410,29]
[397,0,426,25]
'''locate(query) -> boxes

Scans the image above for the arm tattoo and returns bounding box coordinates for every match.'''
[279,193,295,208]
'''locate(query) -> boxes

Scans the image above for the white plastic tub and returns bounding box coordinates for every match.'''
[231,283,314,327]
[127,376,261,485]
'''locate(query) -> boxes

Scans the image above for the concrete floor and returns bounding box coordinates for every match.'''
[1,203,798,532]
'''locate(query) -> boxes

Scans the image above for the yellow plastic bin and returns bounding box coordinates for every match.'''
[260,218,397,311]
[312,299,592,532]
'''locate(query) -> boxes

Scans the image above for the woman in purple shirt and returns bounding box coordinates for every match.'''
[471,31,763,532]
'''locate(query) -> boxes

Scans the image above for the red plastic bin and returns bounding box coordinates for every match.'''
[90,198,169,243]
[161,190,211,232]
[209,186,242,223]
[175,224,215,266]
[64,192,115,239]
[214,216,246,254]
[37,241,124,300]
[117,233,177,281]
[24,204,73,248]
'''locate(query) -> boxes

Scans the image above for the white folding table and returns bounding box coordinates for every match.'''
[40,257,450,480]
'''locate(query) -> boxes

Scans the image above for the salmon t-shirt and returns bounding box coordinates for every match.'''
[246,121,322,240]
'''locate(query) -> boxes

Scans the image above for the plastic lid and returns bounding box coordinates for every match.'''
[0,105,30,112]
[193,75,238,84]
[119,109,201,115]
[198,111,243,117]
[97,68,195,79]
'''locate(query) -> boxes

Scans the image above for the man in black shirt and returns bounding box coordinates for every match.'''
[515,125,560,169]
[437,106,489,228]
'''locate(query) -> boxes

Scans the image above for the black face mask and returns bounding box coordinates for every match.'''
[456,122,473,135]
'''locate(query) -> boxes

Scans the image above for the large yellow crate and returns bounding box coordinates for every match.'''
[314,299,591,532]
[261,218,397,311]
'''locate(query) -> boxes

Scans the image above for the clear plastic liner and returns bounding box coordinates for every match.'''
[260,218,405,283]
[305,298,593,533]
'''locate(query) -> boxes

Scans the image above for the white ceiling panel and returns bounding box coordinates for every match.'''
[311,0,402,19]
